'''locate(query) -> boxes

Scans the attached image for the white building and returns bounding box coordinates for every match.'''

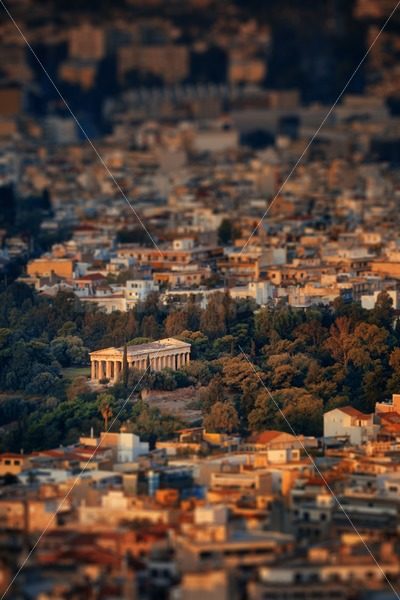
[323,406,377,445]
[230,281,275,305]
[194,505,228,526]
[124,279,159,307]
[99,430,149,463]
[81,429,149,463]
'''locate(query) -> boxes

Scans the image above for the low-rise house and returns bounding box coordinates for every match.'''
[323,406,377,445]
[124,278,159,306]
[100,430,149,463]
[174,523,293,572]
[78,491,174,526]
[243,430,317,452]
[248,540,399,600]
[0,453,30,477]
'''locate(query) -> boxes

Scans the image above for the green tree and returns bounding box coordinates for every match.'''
[217,218,234,244]
[204,400,239,433]
[50,335,89,367]
[254,306,273,346]
[98,393,114,431]
[142,315,159,339]
[247,390,277,432]
[200,293,227,339]
[164,310,188,337]
[324,317,353,368]
[369,291,394,330]
[186,297,201,331]
[347,322,388,369]
[274,388,323,436]
[387,348,400,395]
[199,374,226,412]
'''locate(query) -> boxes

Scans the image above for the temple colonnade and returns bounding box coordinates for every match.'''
[91,350,190,382]
[89,338,191,384]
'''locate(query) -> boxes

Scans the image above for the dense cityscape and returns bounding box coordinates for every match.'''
[2,0,400,598]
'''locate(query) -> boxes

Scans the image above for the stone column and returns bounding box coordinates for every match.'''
[106,361,112,380]
[91,361,95,380]
[116,361,121,378]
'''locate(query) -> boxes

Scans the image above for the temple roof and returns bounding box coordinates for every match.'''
[90,337,191,357]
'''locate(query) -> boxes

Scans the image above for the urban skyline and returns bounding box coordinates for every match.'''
[1,1,400,599]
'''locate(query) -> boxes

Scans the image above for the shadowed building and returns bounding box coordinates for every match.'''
[89,337,191,383]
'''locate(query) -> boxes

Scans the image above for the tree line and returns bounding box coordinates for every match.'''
[0,281,399,450]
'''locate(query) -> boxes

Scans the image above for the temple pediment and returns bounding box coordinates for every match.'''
[89,337,191,382]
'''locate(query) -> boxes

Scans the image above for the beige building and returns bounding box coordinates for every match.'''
[27,257,75,279]
[90,337,191,383]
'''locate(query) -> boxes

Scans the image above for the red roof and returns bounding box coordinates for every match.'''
[337,406,371,420]
[75,273,106,281]
[248,430,294,444]
[380,412,400,424]
[0,453,25,459]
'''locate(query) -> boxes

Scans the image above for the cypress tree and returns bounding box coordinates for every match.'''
[122,344,128,389]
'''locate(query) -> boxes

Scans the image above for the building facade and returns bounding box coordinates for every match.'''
[323,406,377,445]
[90,337,191,383]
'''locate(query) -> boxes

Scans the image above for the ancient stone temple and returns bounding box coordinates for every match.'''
[89,337,191,383]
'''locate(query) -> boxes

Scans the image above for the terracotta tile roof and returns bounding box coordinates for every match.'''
[247,430,295,444]
[0,453,25,459]
[379,412,400,424]
[75,273,107,281]
[337,406,371,420]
